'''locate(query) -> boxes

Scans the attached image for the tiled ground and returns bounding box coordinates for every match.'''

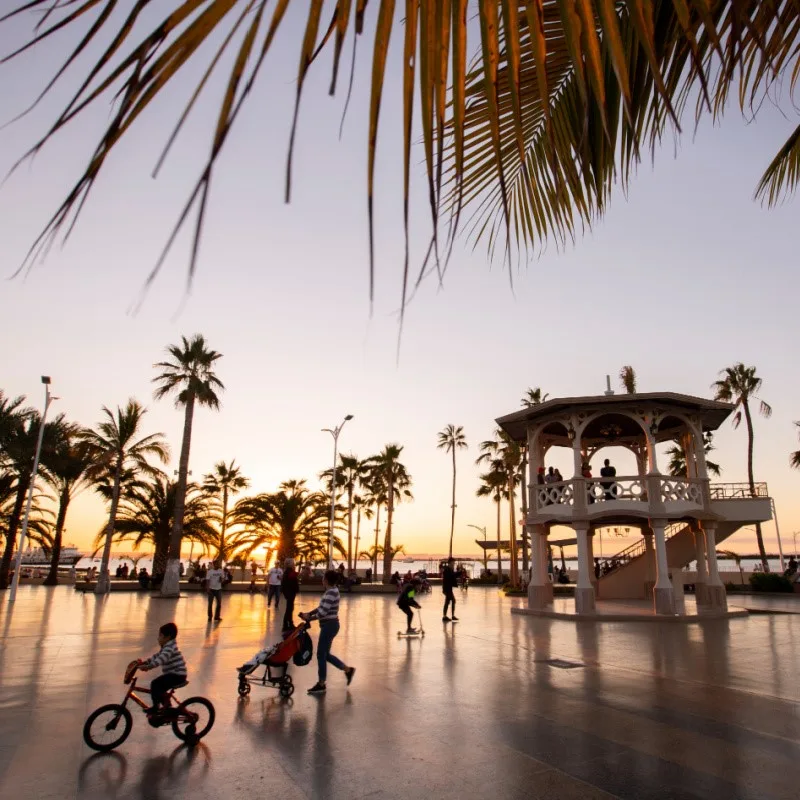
[0,586,798,799]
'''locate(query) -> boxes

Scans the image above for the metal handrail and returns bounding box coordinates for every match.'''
[597,523,686,577]
[709,482,768,499]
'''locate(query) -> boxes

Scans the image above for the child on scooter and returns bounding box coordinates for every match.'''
[398,578,422,633]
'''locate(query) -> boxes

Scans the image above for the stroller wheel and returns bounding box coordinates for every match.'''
[238,681,251,697]
[279,682,295,698]
[283,674,293,685]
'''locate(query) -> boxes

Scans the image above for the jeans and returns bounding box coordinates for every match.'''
[443,589,456,617]
[267,585,281,608]
[150,672,186,709]
[207,589,222,619]
[317,619,346,682]
[282,594,296,631]
[399,604,414,629]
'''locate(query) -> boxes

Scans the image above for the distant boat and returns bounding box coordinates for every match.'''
[18,546,83,566]
[401,556,415,563]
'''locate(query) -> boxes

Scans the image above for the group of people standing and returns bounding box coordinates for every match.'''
[537,459,619,503]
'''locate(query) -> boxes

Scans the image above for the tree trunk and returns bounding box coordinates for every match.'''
[220,484,228,560]
[347,485,354,574]
[44,485,70,585]
[382,479,394,583]
[373,504,381,576]
[95,466,122,594]
[448,448,456,559]
[0,478,29,589]
[496,494,502,585]
[354,506,362,572]
[162,394,195,596]
[742,400,769,572]
[508,476,518,587]
[520,450,529,575]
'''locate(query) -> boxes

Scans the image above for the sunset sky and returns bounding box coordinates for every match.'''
[0,6,798,562]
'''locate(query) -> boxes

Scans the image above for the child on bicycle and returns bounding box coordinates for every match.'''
[398,578,422,633]
[138,622,187,720]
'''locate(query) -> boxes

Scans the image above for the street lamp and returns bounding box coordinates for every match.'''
[322,414,353,569]
[10,376,59,604]
[468,524,488,575]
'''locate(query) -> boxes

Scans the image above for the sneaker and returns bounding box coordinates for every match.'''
[406,628,418,634]
[307,682,327,695]
[345,667,356,686]
[451,616,459,621]
[442,616,451,622]
[214,617,222,621]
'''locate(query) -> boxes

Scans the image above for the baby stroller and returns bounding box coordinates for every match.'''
[236,622,313,698]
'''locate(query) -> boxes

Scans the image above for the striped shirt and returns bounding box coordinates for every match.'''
[308,587,340,622]
[144,639,187,677]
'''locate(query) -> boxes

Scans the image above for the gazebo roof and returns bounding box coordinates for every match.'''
[496,392,733,442]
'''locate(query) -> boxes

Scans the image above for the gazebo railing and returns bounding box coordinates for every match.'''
[585,476,647,504]
[536,481,575,508]
[709,482,768,499]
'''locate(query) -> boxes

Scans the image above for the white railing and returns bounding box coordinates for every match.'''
[585,476,647,504]
[660,477,703,504]
[536,481,574,508]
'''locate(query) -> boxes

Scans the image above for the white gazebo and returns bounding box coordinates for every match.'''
[496,391,772,619]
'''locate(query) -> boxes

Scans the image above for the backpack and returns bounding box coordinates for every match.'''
[293,630,314,666]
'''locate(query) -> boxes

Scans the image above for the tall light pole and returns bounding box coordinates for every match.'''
[323,414,353,569]
[769,498,786,573]
[468,524,488,574]
[10,376,58,604]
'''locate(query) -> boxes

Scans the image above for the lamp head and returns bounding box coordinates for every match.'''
[344,414,353,421]
[41,376,51,385]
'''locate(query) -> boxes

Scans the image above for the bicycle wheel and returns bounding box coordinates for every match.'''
[83,704,133,752]
[172,697,215,743]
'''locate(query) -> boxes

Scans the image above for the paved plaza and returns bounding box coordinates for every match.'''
[0,586,798,800]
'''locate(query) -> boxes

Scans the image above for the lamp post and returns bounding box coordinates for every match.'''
[323,415,353,569]
[10,377,58,604]
[468,524,488,574]
[769,498,785,573]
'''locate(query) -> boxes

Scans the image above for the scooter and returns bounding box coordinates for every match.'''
[397,610,425,638]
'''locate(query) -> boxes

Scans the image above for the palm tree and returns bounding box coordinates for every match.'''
[0,471,53,556]
[717,549,746,585]
[791,423,800,470]
[231,480,332,562]
[521,388,549,408]
[16,5,798,303]
[100,478,217,576]
[437,425,467,559]
[666,432,721,479]
[477,432,522,586]
[0,407,66,590]
[42,425,95,585]
[320,454,370,573]
[619,366,637,394]
[352,494,373,573]
[153,334,224,596]
[477,464,508,585]
[713,364,772,572]
[203,460,250,561]
[366,445,413,583]
[81,400,169,594]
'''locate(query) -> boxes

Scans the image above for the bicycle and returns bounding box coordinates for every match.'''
[83,661,215,752]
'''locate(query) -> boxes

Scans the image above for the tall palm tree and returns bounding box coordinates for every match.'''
[100,478,217,576]
[320,454,370,573]
[791,423,800,470]
[521,388,549,408]
[437,425,468,559]
[477,432,522,586]
[619,366,637,394]
[81,400,169,594]
[0,471,53,556]
[231,480,332,562]
[203,460,250,562]
[0,408,66,589]
[42,425,95,585]
[666,432,721,479]
[366,445,413,582]
[477,463,508,585]
[713,364,772,571]
[15,5,799,303]
[153,334,224,597]
[352,494,373,573]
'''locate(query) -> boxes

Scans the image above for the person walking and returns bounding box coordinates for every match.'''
[281,558,299,631]
[266,562,283,609]
[299,570,355,695]
[442,557,459,622]
[206,560,224,621]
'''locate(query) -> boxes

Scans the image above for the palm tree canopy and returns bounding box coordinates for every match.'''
[80,399,170,481]
[366,445,414,503]
[712,364,772,428]
[521,388,549,408]
[437,425,468,453]
[791,422,800,470]
[203,460,250,497]
[666,432,721,478]
[6,3,797,305]
[619,366,637,394]
[153,335,224,410]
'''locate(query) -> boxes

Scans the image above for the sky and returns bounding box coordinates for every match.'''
[0,4,798,561]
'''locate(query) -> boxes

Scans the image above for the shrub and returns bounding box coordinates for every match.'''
[748,573,793,593]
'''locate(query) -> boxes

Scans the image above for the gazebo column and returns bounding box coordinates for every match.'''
[586,529,598,596]
[527,524,550,609]
[702,523,728,612]
[691,521,709,607]
[573,523,595,614]
[643,527,656,598]
[650,520,676,615]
